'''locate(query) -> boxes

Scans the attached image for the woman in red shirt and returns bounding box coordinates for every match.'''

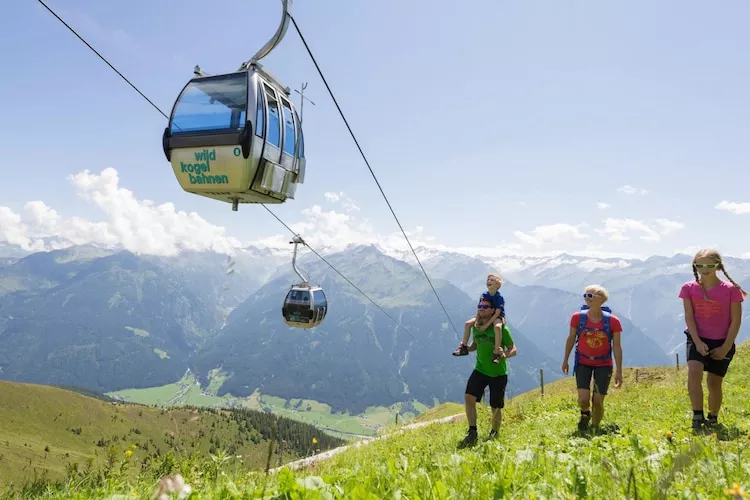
[562,285,623,432]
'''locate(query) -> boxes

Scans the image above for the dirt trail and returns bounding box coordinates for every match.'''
[271,413,465,473]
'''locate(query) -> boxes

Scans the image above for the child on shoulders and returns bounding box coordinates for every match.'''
[453,274,506,360]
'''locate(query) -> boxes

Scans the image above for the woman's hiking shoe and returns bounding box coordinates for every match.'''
[488,429,499,440]
[578,413,591,431]
[705,414,718,428]
[452,344,469,356]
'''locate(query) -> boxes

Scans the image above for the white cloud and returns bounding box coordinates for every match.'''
[513,223,589,247]
[0,168,447,260]
[597,217,684,242]
[617,185,648,196]
[715,200,750,215]
[0,168,244,256]
[653,218,685,235]
[323,191,359,212]
[0,206,34,250]
[0,167,689,263]
[597,202,611,210]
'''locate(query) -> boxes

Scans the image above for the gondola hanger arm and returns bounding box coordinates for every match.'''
[239,0,293,71]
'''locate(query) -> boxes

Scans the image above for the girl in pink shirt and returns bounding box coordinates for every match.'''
[678,248,746,431]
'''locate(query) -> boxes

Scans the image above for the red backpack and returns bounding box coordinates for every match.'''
[574,305,613,371]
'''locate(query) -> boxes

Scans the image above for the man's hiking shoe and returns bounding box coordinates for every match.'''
[452,344,469,356]
[458,428,478,448]
[488,429,499,440]
[578,413,591,431]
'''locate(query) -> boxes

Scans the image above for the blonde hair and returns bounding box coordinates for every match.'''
[692,248,748,299]
[487,274,503,288]
[585,284,609,302]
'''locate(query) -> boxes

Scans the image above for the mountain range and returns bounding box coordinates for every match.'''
[0,241,746,415]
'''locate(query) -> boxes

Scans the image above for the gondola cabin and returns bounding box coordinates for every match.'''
[162,63,306,211]
[282,285,328,329]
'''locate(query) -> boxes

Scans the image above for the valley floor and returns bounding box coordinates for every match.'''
[106,370,429,440]
[5,343,750,498]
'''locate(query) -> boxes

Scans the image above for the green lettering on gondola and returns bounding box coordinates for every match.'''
[179,148,229,185]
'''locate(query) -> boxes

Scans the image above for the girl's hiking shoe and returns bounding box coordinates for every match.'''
[706,414,718,427]
[452,344,469,356]
[692,415,706,430]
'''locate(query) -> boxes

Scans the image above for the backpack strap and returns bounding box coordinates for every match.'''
[573,310,588,372]
[601,310,612,338]
[601,310,613,358]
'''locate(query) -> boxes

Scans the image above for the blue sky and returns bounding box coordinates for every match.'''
[2,0,750,259]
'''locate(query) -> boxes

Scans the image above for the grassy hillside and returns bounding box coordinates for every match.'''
[4,343,750,498]
[0,381,344,494]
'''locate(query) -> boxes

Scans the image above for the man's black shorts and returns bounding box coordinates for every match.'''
[685,330,736,377]
[575,363,613,396]
[465,369,508,409]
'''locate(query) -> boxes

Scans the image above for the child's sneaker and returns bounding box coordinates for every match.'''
[452,344,469,356]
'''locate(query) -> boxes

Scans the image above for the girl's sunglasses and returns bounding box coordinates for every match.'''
[694,263,720,269]
[477,304,492,309]
[583,293,598,298]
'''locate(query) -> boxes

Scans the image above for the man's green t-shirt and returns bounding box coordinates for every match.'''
[472,323,515,377]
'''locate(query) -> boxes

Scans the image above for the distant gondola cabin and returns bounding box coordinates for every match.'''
[282,285,328,329]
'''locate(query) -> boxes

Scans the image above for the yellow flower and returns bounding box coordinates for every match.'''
[312,437,318,444]
[724,483,745,499]
[124,450,133,457]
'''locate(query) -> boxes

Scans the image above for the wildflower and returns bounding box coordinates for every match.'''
[312,437,318,444]
[665,431,673,442]
[124,450,133,457]
[724,483,745,499]
[155,473,193,499]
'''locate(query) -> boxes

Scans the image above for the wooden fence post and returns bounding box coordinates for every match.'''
[676,353,680,371]
[395,413,399,425]
[635,368,639,383]
[540,368,544,395]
